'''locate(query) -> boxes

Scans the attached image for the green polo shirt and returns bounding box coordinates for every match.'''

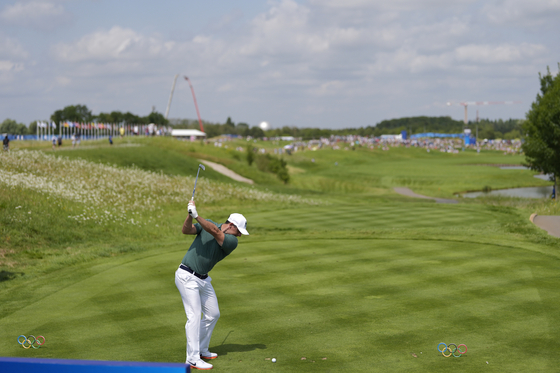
[181,220,238,275]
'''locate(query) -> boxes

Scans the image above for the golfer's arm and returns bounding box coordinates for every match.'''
[195,216,225,246]
[182,215,197,235]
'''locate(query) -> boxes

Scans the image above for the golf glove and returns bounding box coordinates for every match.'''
[188,203,198,219]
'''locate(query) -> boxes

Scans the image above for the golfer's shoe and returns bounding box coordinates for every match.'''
[200,352,218,360]
[189,359,213,370]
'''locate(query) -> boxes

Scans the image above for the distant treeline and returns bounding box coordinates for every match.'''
[1,104,170,136]
[364,116,523,140]
[2,105,523,140]
[172,116,523,140]
[170,117,266,139]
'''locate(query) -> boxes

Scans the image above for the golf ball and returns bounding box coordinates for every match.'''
[272,358,276,363]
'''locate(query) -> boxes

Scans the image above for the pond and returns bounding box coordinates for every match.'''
[461,166,555,199]
[462,186,554,199]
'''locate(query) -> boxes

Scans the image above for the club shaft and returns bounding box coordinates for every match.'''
[192,168,201,200]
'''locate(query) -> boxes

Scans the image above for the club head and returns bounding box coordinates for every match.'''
[199,164,205,171]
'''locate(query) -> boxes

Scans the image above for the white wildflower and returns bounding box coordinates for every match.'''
[0,150,320,224]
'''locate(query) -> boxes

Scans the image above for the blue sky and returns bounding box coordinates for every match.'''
[1,0,559,129]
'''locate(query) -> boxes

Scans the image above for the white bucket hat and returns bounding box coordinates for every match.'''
[228,213,249,235]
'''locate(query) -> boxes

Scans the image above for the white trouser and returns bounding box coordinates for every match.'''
[175,267,220,363]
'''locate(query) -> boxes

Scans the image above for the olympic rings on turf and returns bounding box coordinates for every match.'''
[437,342,467,358]
[17,335,45,349]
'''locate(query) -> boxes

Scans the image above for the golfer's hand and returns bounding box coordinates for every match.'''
[188,201,198,219]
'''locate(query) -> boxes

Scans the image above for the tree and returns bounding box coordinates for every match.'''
[223,117,235,134]
[237,122,250,136]
[0,118,28,135]
[146,111,169,125]
[29,121,38,135]
[122,112,142,124]
[96,112,117,123]
[249,126,265,138]
[51,105,93,124]
[203,123,222,139]
[522,64,560,199]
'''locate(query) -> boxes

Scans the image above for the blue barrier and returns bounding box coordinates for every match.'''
[1,135,37,141]
[0,357,190,373]
[409,132,465,139]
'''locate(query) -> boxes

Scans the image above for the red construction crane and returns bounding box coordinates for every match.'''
[446,101,522,124]
[164,74,205,133]
[184,76,205,133]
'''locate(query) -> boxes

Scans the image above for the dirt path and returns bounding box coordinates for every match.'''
[530,214,560,238]
[393,187,458,204]
[199,159,254,184]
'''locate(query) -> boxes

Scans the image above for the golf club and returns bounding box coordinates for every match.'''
[189,164,205,214]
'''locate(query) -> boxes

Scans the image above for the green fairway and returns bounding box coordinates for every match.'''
[2,225,559,372]
[1,137,559,372]
[249,204,496,231]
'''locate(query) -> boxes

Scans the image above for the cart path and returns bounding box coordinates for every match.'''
[393,187,458,204]
[530,214,560,238]
[199,159,254,184]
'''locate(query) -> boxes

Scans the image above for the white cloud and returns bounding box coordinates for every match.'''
[484,0,560,25]
[242,0,316,56]
[217,83,233,92]
[0,1,69,30]
[309,79,346,96]
[2,0,556,126]
[0,34,29,59]
[455,43,547,64]
[0,35,27,77]
[367,41,547,77]
[0,60,15,71]
[55,75,71,86]
[53,26,175,62]
[309,0,477,11]
[43,0,550,90]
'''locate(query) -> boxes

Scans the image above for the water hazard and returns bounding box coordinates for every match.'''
[463,186,554,199]
[461,166,554,199]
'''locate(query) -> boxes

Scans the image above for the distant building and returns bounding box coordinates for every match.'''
[171,129,207,140]
[380,134,403,141]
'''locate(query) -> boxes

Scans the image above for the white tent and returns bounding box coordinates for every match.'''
[171,129,207,140]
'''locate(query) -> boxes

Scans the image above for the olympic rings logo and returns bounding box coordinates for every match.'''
[437,342,467,358]
[17,335,45,349]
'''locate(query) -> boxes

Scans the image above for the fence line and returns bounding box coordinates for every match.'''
[2,123,172,141]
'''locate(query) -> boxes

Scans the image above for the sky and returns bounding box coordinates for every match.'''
[1,0,559,129]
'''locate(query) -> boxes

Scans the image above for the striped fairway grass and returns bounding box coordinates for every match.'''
[248,204,497,231]
[1,203,559,372]
[2,141,559,372]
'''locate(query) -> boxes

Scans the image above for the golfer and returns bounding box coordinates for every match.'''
[175,200,249,370]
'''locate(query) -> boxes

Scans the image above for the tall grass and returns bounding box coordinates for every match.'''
[0,149,318,275]
[0,150,318,221]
